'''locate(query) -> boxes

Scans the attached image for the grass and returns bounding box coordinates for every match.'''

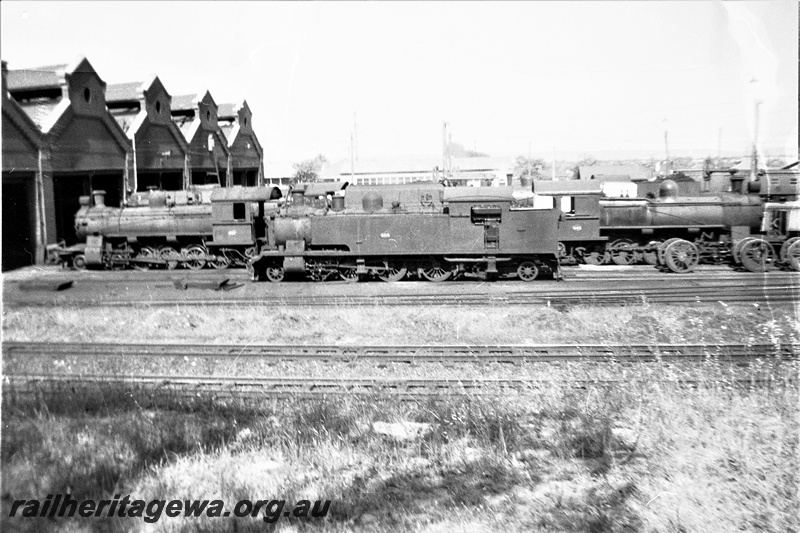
[2,361,798,533]
[2,301,799,345]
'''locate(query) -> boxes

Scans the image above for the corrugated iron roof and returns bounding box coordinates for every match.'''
[443,186,515,202]
[171,94,197,112]
[217,103,237,119]
[105,81,142,103]
[6,65,66,91]
[578,165,650,181]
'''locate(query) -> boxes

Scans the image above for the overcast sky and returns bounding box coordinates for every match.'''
[1,1,797,163]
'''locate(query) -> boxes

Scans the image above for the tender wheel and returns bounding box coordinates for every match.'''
[265,266,285,282]
[582,246,607,266]
[132,246,157,271]
[421,262,452,282]
[72,254,87,270]
[158,246,179,270]
[517,262,539,282]
[779,237,800,263]
[209,252,231,270]
[739,239,776,272]
[787,240,800,272]
[377,262,407,282]
[609,239,636,266]
[338,267,359,282]
[664,239,699,273]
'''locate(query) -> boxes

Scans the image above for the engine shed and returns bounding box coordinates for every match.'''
[170,91,231,188]
[2,61,45,270]
[106,77,190,193]
[5,57,131,247]
[218,101,264,187]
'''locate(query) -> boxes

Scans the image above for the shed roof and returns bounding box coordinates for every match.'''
[217,103,237,119]
[5,65,66,91]
[578,164,650,181]
[105,81,142,103]
[171,94,197,112]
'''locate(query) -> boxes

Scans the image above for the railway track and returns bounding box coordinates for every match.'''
[5,279,800,307]
[4,372,795,401]
[4,341,798,363]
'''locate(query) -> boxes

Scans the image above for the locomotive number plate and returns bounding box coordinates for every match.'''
[572,225,582,231]
[228,230,237,236]
[380,232,391,239]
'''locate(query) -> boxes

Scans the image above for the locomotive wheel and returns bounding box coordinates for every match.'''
[642,241,662,266]
[338,267,359,282]
[739,239,776,273]
[421,264,453,282]
[779,237,800,263]
[609,239,636,266]
[72,254,87,270]
[132,247,157,271]
[557,242,568,259]
[265,266,285,282]
[158,246,179,270]
[657,238,682,266]
[183,245,207,270]
[377,263,407,282]
[209,252,231,270]
[582,246,607,266]
[516,262,539,282]
[787,240,800,272]
[664,239,699,273]
[731,237,756,265]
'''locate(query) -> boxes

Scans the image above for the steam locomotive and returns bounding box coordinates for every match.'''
[50,182,563,281]
[532,172,800,273]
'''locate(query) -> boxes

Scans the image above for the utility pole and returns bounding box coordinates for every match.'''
[353,112,358,161]
[552,145,556,180]
[751,100,762,183]
[717,126,722,164]
[442,121,448,181]
[350,132,355,180]
[663,120,670,176]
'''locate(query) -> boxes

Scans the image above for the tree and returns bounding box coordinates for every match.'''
[514,156,546,180]
[292,154,327,185]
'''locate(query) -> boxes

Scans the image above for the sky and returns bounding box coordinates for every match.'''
[1,1,797,164]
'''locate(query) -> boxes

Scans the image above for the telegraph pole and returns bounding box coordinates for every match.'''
[442,121,448,181]
[663,120,670,176]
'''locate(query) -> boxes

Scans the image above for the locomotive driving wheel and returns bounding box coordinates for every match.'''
[731,237,756,265]
[657,238,683,266]
[787,240,800,272]
[516,262,539,282]
[183,245,207,270]
[132,247,157,271]
[421,261,453,282]
[779,237,800,263]
[339,267,359,282]
[581,246,607,266]
[739,239,776,272]
[664,239,699,273]
[376,262,407,282]
[158,246,179,270]
[209,251,230,270]
[609,239,636,266]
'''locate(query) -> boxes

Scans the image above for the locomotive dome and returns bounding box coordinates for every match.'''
[657,179,679,201]
[362,190,384,213]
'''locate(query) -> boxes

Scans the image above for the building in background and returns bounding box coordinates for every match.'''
[106,77,190,192]
[218,101,264,187]
[170,91,230,187]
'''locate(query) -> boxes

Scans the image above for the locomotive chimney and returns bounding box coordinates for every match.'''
[92,190,106,207]
[331,195,345,211]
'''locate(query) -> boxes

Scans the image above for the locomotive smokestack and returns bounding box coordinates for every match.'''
[92,190,106,208]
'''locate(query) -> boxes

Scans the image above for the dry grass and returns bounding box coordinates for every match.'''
[3,302,799,346]
[2,361,798,533]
